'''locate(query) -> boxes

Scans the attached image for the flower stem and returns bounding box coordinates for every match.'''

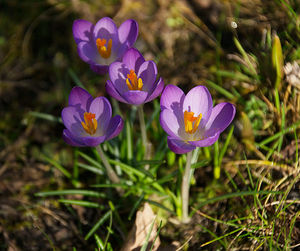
[137,105,147,153]
[96,145,123,194]
[137,105,151,169]
[181,151,193,223]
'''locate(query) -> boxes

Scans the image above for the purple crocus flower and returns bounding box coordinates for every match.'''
[160,85,236,154]
[73,17,138,74]
[61,87,124,147]
[105,48,164,105]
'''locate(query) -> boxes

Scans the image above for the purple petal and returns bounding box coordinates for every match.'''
[105,115,124,141]
[62,129,85,147]
[73,19,93,43]
[159,109,181,139]
[106,80,128,103]
[109,62,130,95]
[183,85,213,125]
[82,135,106,147]
[89,97,112,131]
[189,132,220,147]
[160,85,185,111]
[61,106,85,136]
[205,103,236,136]
[145,77,164,103]
[93,17,118,42]
[68,87,92,111]
[90,64,109,74]
[118,19,138,47]
[123,90,148,105]
[167,136,195,154]
[122,48,145,73]
[137,60,157,92]
[77,41,99,64]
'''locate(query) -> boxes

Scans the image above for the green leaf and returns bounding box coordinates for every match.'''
[272,35,283,90]
[59,199,103,208]
[85,211,111,240]
[29,111,62,123]
[35,189,105,198]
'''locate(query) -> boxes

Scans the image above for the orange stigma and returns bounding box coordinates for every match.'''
[96,38,112,59]
[184,111,202,134]
[81,112,98,135]
[126,69,143,90]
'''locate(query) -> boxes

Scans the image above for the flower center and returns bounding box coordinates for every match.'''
[184,111,202,134]
[96,38,112,59]
[126,69,143,90]
[81,112,98,135]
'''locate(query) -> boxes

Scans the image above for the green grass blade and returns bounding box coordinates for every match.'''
[59,199,103,208]
[257,120,300,147]
[68,68,85,89]
[94,234,104,250]
[78,151,104,171]
[78,162,104,175]
[128,193,145,220]
[205,80,235,100]
[140,217,156,251]
[35,189,105,198]
[85,211,111,240]
[193,191,282,212]
[145,199,175,215]
[29,111,62,123]
[219,125,234,165]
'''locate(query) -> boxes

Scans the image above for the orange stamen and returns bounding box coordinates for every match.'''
[184,111,202,134]
[96,38,112,59]
[81,112,98,135]
[126,69,143,90]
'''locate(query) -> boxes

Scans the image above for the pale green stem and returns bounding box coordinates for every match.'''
[181,151,193,223]
[137,105,147,153]
[96,145,123,194]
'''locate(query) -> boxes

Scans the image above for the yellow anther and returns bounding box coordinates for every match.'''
[126,69,143,90]
[184,111,202,134]
[81,112,98,135]
[96,38,112,59]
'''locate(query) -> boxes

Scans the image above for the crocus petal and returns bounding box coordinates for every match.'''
[62,129,85,147]
[167,136,196,154]
[109,62,130,95]
[61,106,85,136]
[73,19,93,43]
[160,85,185,111]
[105,80,128,103]
[122,48,145,73]
[105,115,124,141]
[205,102,236,135]
[123,90,148,105]
[137,60,157,92]
[159,109,182,139]
[93,17,118,41]
[77,41,99,64]
[68,86,92,110]
[183,85,213,125]
[145,77,164,103]
[118,19,138,47]
[82,135,106,147]
[89,97,112,132]
[189,132,220,147]
[90,64,109,74]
